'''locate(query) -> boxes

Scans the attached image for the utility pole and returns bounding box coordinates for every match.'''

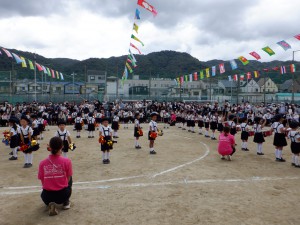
[149,69,152,98]
[292,50,300,103]
[85,65,87,101]
[34,54,37,102]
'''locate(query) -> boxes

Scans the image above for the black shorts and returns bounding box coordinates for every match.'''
[291,142,300,154]
[41,177,72,206]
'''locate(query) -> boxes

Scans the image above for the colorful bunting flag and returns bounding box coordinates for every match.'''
[290,64,296,73]
[189,74,192,82]
[219,63,225,74]
[193,72,198,81]
[51,69,55,78]
[36,63,43,72]
[254,71,259,78]
[129,49,137,63]
[28,60,34,70]
[135,8,141,20]
[173,79,178,86]
[200,70,204,80]
[294,34,300,40]
[249,51,261,60]
[280,66,286,74]
[233,74,238,81]
[238,56,249,66]
[131,34,144,46]
[137,0,157,16]
[212,66,216,76]
[240,74,245,81]
[130,43,142,54]
[185,75,188,82]
[176,77,180,86]
[133,23,139,33]
[11,53,23,64]
[277,40,291,51]
[272,67,280,71]
[2,48,12,58]
[60,72,64,80]
[126,62,133,73]
[230,60,238,70]
[46,67,51,76]
[42,65,47,74]
[180,76,184,84]
[246,72,251,80]
[20,56,27,68]
[205,68,210,78]
[228,76,232,81]
[56,71,60,79]
[262,46,275,56]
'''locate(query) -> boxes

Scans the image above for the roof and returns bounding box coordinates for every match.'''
[219,80,238,88]
[279,79,293,90]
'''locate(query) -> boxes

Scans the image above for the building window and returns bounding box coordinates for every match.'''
[98,76,102,80]
[90,76,95,80]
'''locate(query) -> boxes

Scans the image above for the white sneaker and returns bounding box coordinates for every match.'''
[48,202,58,216]
[220,156,225,160]
[227,155,232,161]
[63,201,71,210]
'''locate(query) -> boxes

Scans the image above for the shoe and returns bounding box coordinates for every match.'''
[295,165,300,168]
[244,148,249,151]
[257,152,264,155]
[211,137,216,140]
[291,163,296,167]
[227,155,232,161]
[9,152,13,155]
[135,146,142,149]
[188,130,191,132]
[92,136,94,138]
[107,159,110,164]
[9,156,18,160]
[28,163,33,167]
[182,128,186,130]
[23,163,29,168]
[41,137,44,140]
[103,159,108,164]
[199,133,203,135]
[48,202,58,216]
[276,158,286,162]
[205,135,210,138]
[191,131,195,133]
[150,150,157,155]
[63,201,71,210]
[114,136,119,139]
[221,156,225,160]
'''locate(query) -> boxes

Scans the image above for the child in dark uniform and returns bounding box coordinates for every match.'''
[111,112,120,139]
[134,112,143,149]
[288,121,300,168]
[8,117,20,161]
[271,114,287,162]
[228,114,237,136]
[87,112,95,138]
[55,120,72,158]
[148,112,159,155]
[99,118,113,164]
[240,118,249,151]
[253,117,266,155]
[74,113,83,138]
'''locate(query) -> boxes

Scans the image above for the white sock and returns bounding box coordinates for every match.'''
[13,147,18,157]
[89,131,91,136]
[24,154,28,163]
[150,148,154,152]
[244,142,248,149]
[28,154,33,164]
[77,132,80,136]
[295,156,299,166]
[63,152,68,158]
[211,132,215,138]
[91,131,94,136]
[191,127,194,132]
[102,152,106,160]
[41,134,44,138]
[199,128,202,134]
[135,140,138,146]
[292,155,296,164]
[106,152,110,160]
[205,131,208,136]
[275,149,278,158]
[257,144,261,153]
[241,142,244,149]
[115,132,118,137]
[278,150,282,159]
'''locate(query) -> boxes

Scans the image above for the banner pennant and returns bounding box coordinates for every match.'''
[133,23,139,33]
[135,8,141,20]
[2,48,13,58]
[262,46,275,56]
[249,51,261,60]
[20,56,27,68]
[11,53,23,64]
[131,34,144,46]
[130,43,142,54]
[137,0,157,16]
[277,40,291,51]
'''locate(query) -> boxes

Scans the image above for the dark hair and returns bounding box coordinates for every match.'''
[223,126,230,134]
[49,137,63,155]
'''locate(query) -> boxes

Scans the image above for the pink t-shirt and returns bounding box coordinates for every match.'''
[38,154,73,191]
[218,132,235,156]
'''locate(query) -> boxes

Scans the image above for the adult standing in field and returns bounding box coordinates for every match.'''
[38,137,73,216]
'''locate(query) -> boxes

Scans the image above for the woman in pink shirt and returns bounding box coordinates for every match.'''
[218,126,236,161]
[38,137,73,216]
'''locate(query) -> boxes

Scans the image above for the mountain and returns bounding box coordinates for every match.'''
[0,48,299,84]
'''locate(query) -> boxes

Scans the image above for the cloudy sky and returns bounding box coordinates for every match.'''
[1,0,300,62]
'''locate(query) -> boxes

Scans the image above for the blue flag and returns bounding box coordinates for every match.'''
[212,66,216,76]
[135,8,141,20]
[230,59,238,70]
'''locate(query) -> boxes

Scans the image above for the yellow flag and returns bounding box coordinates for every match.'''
[133,23,139,33]
[20,56,27,68]
[206,68,210,78]
[56,71,60,79]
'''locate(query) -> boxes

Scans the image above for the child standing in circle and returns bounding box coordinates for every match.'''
[240,118,249,151]
[253,117,266,156]
[288,121,300,168]
[19,116,34,168]
[271,114,288,162]
[87,112,95,138]
[99,118,113,164]
[148,112,159,155]
[111,112,120,139]
[55,120,72,158]
[8,117,20,161]
[134,112,143,149]
[74,113,83,138]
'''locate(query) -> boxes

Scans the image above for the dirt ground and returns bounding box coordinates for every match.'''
[0,123,299,225]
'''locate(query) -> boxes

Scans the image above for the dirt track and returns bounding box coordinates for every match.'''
[0,124,299,225]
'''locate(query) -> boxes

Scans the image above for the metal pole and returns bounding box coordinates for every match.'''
[34,54,37,102]
[72,73,75,101]
[231,80,233,103]
[9,71,12,100]
[149,70,152,98]
[263,72,266,104]
[237,75,240,105]
[85,65,87,101]
[209,77,212,103]
[179,81,182,101]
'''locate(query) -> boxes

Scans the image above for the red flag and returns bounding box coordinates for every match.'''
[294,34,300,40]
[137,0,157,16]
[249,51,261,60]
[263,68,269,72]
[240,75,245,81]
[130,43,142,54]
[272,67,280,71]
[233,74,238,81]
[51,69,55,78]
[219,63,225,74]
[193,72,198,81]
[35,63,43,72]
[246,72,251,80]
[180,76,184,84]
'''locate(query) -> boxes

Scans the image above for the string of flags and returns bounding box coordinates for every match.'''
[174,34,300,86]
[122,0,157,83]
[0,46,64,80]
